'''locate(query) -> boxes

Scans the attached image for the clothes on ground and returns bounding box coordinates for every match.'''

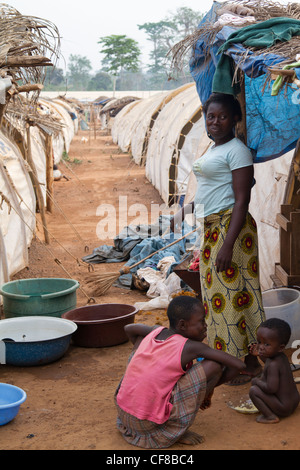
[133,271,182,311]
[193,138,253,218]
[82,215,172,265]
[83,215,198,291]
[199,208,266,358]
[136,256,181,300]
[115,340,207,449]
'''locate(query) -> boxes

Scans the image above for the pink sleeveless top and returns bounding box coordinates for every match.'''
[116,327,188,424]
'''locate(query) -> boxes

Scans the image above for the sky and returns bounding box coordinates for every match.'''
[5,0,291,74]
[5,0,215,73]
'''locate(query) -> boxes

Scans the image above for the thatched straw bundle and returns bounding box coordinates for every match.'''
[5,97,64,135]
[0,3,61,92]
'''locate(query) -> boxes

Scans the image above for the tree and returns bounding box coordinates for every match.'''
[98,35,141,93]
[45,67,65,88]
[138,21,176,74]
[87,71,113,91]
[139,8,204,88]
[167,7,204,38]
[67,54,92,90]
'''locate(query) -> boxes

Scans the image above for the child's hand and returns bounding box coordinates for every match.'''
[251,377,260,386]
[248,342,259,356]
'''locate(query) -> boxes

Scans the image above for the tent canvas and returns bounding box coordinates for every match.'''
[111,100,142,151]
[0,130,36,289]
[129,92,170,164]
[145,84,202,204]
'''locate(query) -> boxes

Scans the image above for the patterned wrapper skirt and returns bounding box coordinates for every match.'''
[199,209,266,358]
[115,361,207,449]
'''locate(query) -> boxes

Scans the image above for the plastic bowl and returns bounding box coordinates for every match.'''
[0,316,77,366]
[0,278,79,318]
[262,288,300,348]
[62,303,138,347]
[0,383,27,425]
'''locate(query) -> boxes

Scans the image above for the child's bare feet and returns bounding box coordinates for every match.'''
[256,414,280,424]
[200,390,214,410]
[178,430,205,445]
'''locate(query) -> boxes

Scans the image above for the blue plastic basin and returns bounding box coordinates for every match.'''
[0,316,77,366]
[0,383,27,425]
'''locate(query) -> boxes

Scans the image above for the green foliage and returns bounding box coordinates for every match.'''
[87,71,113,91]
[43,6,204,92]
[43,67,66,91]
[98,35,141,76]
[67,54,92,90]
[62,151,82,164]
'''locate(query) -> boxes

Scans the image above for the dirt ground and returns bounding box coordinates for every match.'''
[0,127,299,451]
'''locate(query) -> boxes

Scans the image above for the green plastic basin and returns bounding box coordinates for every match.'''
[0,278,79,319]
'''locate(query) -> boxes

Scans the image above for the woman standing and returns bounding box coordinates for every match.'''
[172,93,265,384]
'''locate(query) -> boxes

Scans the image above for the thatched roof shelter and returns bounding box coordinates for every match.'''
[99,96,141,117]
[0,3,61,123]
[169,0,300,164]
[170,0,300,73]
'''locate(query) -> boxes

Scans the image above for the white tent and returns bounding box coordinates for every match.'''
[129,92,169,164]
[99,98,117,130]
[0,130,36,288]
[249,151,294,291]
[53,98,79,134]
[111,100,145,152]
[111,83,204,205]
[39,98,75,155]
[145,84,202,205]
[0,97,78,296]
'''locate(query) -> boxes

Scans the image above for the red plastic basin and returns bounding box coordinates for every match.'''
[62,303,137,348]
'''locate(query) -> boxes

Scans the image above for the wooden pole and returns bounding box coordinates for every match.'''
[4,55,52,67]
[93,105,96,140]
[44,131,54,213]
[25,123,50,244]
[16,83,44,94]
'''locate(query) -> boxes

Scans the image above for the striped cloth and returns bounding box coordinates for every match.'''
[199,209,266,358]
[115,361,207,449]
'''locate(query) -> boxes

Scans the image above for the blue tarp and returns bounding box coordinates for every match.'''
[189,3,300,163]
[82,216,198,288]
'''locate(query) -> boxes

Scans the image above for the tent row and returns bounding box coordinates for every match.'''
[0,97,79,293]
[109,81,296,293]
[111,83,206,205]
[110,0,300,294]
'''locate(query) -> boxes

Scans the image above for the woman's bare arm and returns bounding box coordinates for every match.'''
[216,165,253,272]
